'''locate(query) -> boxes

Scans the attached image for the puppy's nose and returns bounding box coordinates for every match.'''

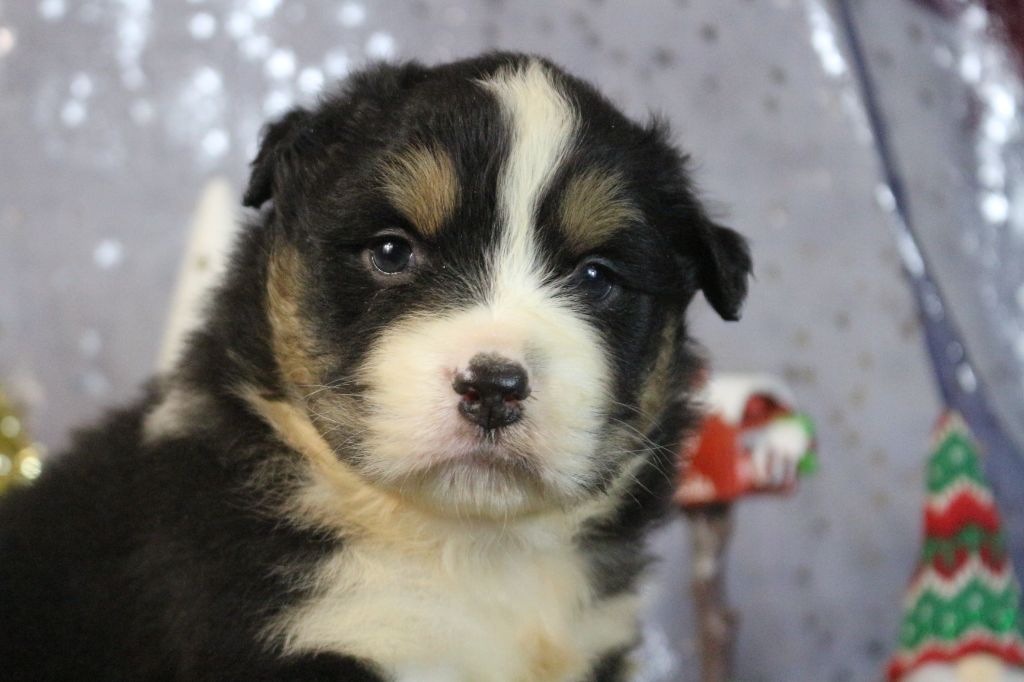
[452,354,530,430]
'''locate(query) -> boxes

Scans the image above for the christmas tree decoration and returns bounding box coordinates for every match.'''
[888,412,1024,682]
[676,373,818,682]
[0,387,43,496]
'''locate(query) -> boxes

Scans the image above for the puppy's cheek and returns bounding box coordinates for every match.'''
[516,309,612,497]
[355,322,464,483]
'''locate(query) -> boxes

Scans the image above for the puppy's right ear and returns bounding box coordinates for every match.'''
[242,107,314,210]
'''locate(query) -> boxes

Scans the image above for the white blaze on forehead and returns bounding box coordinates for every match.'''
[479,59,578,294]
[353,61,610,519]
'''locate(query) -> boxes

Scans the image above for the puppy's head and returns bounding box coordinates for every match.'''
[245,54,750,519]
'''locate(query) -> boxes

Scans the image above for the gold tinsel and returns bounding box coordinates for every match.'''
[0,388,43,495]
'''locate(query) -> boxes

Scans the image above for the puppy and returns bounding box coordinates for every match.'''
[0,52,751,681]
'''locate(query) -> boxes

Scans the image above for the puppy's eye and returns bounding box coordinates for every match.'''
[369,236,415,275]
[572,260,618,302]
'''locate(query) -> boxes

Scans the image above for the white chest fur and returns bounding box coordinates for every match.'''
[269,523,638,682]
[242,398,640,681]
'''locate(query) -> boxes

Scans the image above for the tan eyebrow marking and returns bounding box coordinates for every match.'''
[559,168,642,250]
[378,146,459,237]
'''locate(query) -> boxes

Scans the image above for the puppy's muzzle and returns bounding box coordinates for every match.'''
[452,354,531,431]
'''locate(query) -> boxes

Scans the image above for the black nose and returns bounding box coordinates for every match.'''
[452,354,531,430]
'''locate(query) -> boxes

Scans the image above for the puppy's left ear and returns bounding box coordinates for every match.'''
[243,107,314,210]
[687,220,753,321]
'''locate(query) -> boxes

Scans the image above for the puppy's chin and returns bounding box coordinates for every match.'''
[392,457,549,520]
[349,440,585,520]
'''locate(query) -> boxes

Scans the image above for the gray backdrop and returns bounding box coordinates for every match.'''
[3,1,1021,680]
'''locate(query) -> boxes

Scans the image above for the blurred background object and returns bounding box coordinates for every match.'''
[0,387,44,495]
[886,413,1024,682]
[2,1,1023,679]
[675,373,818,681]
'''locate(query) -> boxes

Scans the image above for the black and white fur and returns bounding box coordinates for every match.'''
[0,53,751,681]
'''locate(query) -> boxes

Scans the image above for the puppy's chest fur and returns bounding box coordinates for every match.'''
[270,522,637,682]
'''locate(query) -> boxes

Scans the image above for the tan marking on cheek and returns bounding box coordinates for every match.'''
[559,168,642,251]
[637,322,678,432]
[379,146,459,237]
[265,248,366,461]
[569,326,681,528]
[238,388,402,536]
[266,245,324,388]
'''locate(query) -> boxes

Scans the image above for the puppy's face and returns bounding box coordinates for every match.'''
[246,55,750,519]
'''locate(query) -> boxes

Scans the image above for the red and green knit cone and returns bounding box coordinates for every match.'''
[887,412,1024,682]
